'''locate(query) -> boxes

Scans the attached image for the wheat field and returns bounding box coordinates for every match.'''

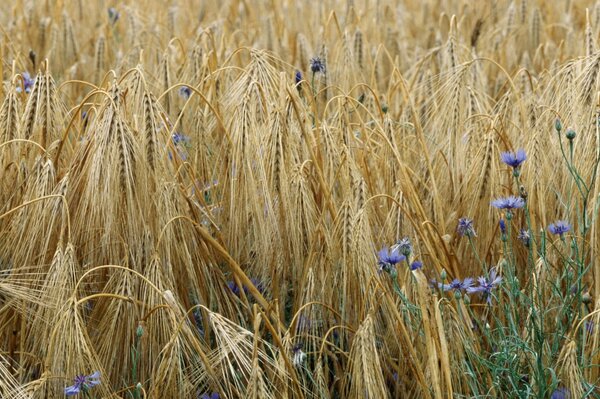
[0,0,599,397]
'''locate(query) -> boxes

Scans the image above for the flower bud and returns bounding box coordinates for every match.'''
[555,118,562,132]
[566,128,576,141]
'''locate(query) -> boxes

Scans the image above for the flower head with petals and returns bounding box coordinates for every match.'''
[491,196,525,210]
[64,371,101,396]
[500,148,527,168]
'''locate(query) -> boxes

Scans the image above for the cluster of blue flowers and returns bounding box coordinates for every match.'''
[377,237,422,275]
[437,269,503,304]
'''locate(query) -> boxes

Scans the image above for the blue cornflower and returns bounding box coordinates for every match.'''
[491,196,525,210]
[310,57,325,74]
[410,260,422,270]
[377,246,405,273]
[179,86,192,100]
[294,70,303,85]
[550,387,569,399]
[64,371,101,396]
[457,218,476,237]
[467,269,502,304]
[16,72,35,94]
[108,7,120,24]
[172,132,191,146]
[548,220,570,237]
[499,219,506,234]
[518,229,530,246]
[199,393,220,399]
[394,237,412,257]
[227,278,265,297]
[500,148,526,168]
[440,278,474,292]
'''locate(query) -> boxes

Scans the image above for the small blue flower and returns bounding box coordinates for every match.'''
[227,278,265,298]
[550,387,569,399]
[16,72,35,94]
[410,261,422,271]
[491,196,525,210]
[294,70,303,85]
[64,371,101,396]
[310,57,326,74]
[518,229,530,246]
[457,218,476,237]
[500,148,527,168]
[377,247,404,266]
[440,278,474,292]
[499,219,506,234]
[108,7,120,24]
[467,269,502,304]
[199,392,220,399]
[179,86,192,100]
[172,132,191,146]
[548,220,570,237]
[377,246,405,274]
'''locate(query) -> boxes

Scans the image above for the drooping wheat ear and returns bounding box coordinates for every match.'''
[505,1,516,37]
[168,6,177,38]
[581,51,600,105]
[189,309,288,398]
[556,339,584,398]
[320,45,330,103]
[45,297,109,397]
[160,51,172,115]
[354,29,363,69]
[143,92,158,170]
[94,36,105,83]
[477,130,495,200]
[37,18,48,57]
[343,314,387,398]
[586,9,595,57]
[88,269,137,386]
[66,13,78,61]
[446,16,457,69]
[0,84,21,143]
[21,72,40,140]
[530,9,540,50]
[127,9,138,47]
[520,0,528,24]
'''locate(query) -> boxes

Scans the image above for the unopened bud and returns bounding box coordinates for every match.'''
[555,118,562,132]
[566,128,576,141]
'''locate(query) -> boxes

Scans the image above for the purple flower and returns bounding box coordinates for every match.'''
[64,371,101,396]
[377,246,404,266]
[227,278,265,297]
[199,393,220,399]
[310,57,325,74]
[179,86,192,100]
[295,70,303,85]
[16,72,35,94]
[410,261,422,270]
[500,148,527,168]
[518,229,530,246]
[172,132,191,146]
[548,220,570,237]
[457,218,476,237]
[499,219,506,234]
[491,196,525,210]
[550,387,569,399]
[440,278,474,292]
[108,7,120,24]
[467,269,502,304]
